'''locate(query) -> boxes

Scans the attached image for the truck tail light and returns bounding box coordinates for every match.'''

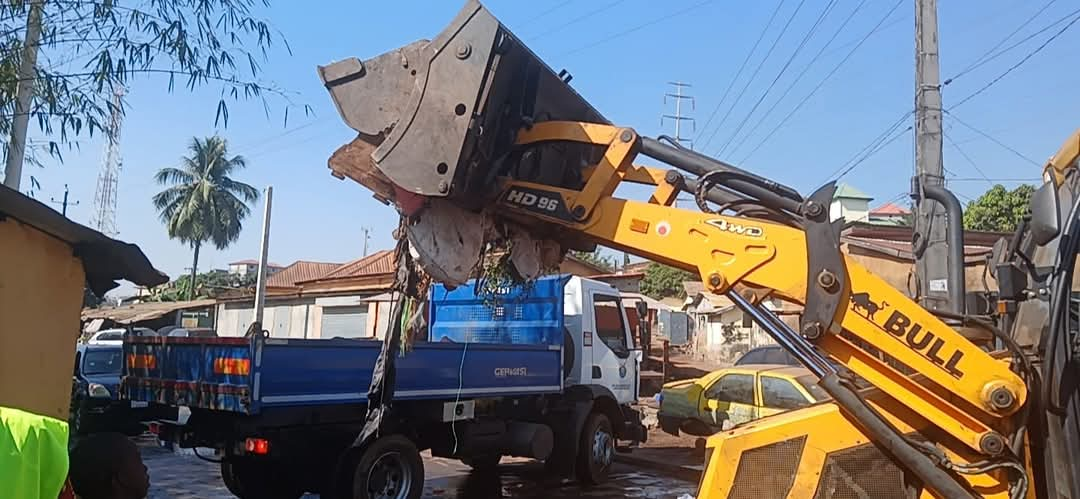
[214,358,250,375]
[245,437,270,455]
[127,354,156,369]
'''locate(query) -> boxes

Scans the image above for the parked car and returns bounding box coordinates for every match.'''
[734,345,802,367]
[657,364,830,436]
[85,327,155,345]
[71,343,147,436]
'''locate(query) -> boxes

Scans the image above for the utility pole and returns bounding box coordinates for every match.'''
[661,82,695,149]
[913,0,950,311]
[252,186,273,332]
[50,184,79,217]
[3,0,46,190]
[360,226,371,256]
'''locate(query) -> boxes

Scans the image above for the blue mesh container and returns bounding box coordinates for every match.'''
[428,275,568,346]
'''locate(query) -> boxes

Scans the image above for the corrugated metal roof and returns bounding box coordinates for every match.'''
[870,202,910,215]
[833,183,873,200]
[267,261,342,287]
[316,250,396,281]
[81,299,216,324]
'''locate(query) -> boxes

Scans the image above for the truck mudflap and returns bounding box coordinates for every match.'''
[618,405,648,447]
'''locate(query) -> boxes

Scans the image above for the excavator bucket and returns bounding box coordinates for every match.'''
[319,0,605,206]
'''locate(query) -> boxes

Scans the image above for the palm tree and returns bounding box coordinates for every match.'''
[153,136,258,299]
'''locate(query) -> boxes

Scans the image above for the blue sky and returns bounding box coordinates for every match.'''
[20,0,1080,294]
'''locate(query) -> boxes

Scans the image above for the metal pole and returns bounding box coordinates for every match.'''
[4,0,46,190]
[252,186,273,329]
[914,0,950,312]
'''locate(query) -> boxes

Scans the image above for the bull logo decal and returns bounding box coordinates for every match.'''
[850,292,888,320]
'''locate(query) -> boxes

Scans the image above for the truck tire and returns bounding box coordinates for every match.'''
[221,459,304,499]
[575,413,614,485]
[351,435,424,499]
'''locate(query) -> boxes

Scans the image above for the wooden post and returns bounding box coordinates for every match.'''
[662,339,670,382]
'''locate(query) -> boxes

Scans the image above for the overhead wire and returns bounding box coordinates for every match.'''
[716,0,836,157]
[944,111,1040,166]
[694,0,788,146]
[943,131,993,187]
[949,8,1080,109]
[833,124,913,183]
[946,0,1060,85]
[522,0,575,24]
[700,0,801,152]
[725,0,868,157]
[820,109,912,184]
[527,0,630,41]
[558,0,719,57]
[738,0,905,162]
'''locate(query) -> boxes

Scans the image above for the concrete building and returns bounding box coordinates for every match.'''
[228,259,285,277]
[830,183,873,223]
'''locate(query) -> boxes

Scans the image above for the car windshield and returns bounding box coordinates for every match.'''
[83,349,122,375]
[796,375,831,402]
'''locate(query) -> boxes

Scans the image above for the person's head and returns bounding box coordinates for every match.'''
[69,433,150,499]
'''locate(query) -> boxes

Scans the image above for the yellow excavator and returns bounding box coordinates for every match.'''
[319,2,1080,497]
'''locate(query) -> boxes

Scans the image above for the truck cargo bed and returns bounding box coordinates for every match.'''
[122,336,562,414]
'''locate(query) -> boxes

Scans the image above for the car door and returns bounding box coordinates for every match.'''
[699,373,757,429]
[759,375,815,418]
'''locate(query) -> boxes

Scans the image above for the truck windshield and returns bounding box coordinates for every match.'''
[83,349,122,375]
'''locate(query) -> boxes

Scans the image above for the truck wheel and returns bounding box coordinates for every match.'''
[221,460,304,499]
[576,413,614,485]
[352,435,424,499]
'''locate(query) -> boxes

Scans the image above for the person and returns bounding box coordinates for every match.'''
[0,406,70,499]
[68,433,150,499]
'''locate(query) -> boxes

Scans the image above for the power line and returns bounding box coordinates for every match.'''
[821,110,913,183]
[738,0,905,162]
[949,8,1080,109]
[523,0,575,24]
[943,131,992,186]
[834,126,912,182]
[832,122,913,183]
[946,178,1041,182]
[527,0,630,41]
[944,111,1040,166]
[700,0,799,152]
[718,0,840,157]
[695,0,787,144]
[559,0,719,57]
[726,0,868,159]
[946,0,1059,84]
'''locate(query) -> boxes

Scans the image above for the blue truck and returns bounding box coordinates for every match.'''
[123,275,646,499]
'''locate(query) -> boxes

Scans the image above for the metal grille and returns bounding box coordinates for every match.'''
[727,436,806,499]
[813,443,909,499]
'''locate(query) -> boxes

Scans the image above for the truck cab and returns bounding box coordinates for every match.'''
[563,277,640,405]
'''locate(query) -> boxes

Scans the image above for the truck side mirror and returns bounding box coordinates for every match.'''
[633,349,643,363]
[1031,180,1061,246]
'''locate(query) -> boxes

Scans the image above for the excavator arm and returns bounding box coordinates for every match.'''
[318,2,1040,497]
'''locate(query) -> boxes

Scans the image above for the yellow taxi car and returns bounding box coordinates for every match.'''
[657,364,830,436]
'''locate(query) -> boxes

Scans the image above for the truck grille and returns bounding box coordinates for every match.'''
[812,443,908,499]
[727,436,806,499]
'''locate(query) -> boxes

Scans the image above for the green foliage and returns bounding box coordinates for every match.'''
[147,270,256,301]
[0,0,304,171]
[640,263,695,300]
[570,250,615,272]
[962,184,1036,232]
[153,135,258,298]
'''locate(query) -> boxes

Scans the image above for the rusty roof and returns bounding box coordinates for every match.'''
[311,250,396,282]
[81,299,216,324]
[267,260,342,287]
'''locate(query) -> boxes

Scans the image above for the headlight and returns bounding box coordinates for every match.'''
[88,383,111,398]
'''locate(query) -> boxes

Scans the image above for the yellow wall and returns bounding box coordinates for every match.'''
[0,219,85,420]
